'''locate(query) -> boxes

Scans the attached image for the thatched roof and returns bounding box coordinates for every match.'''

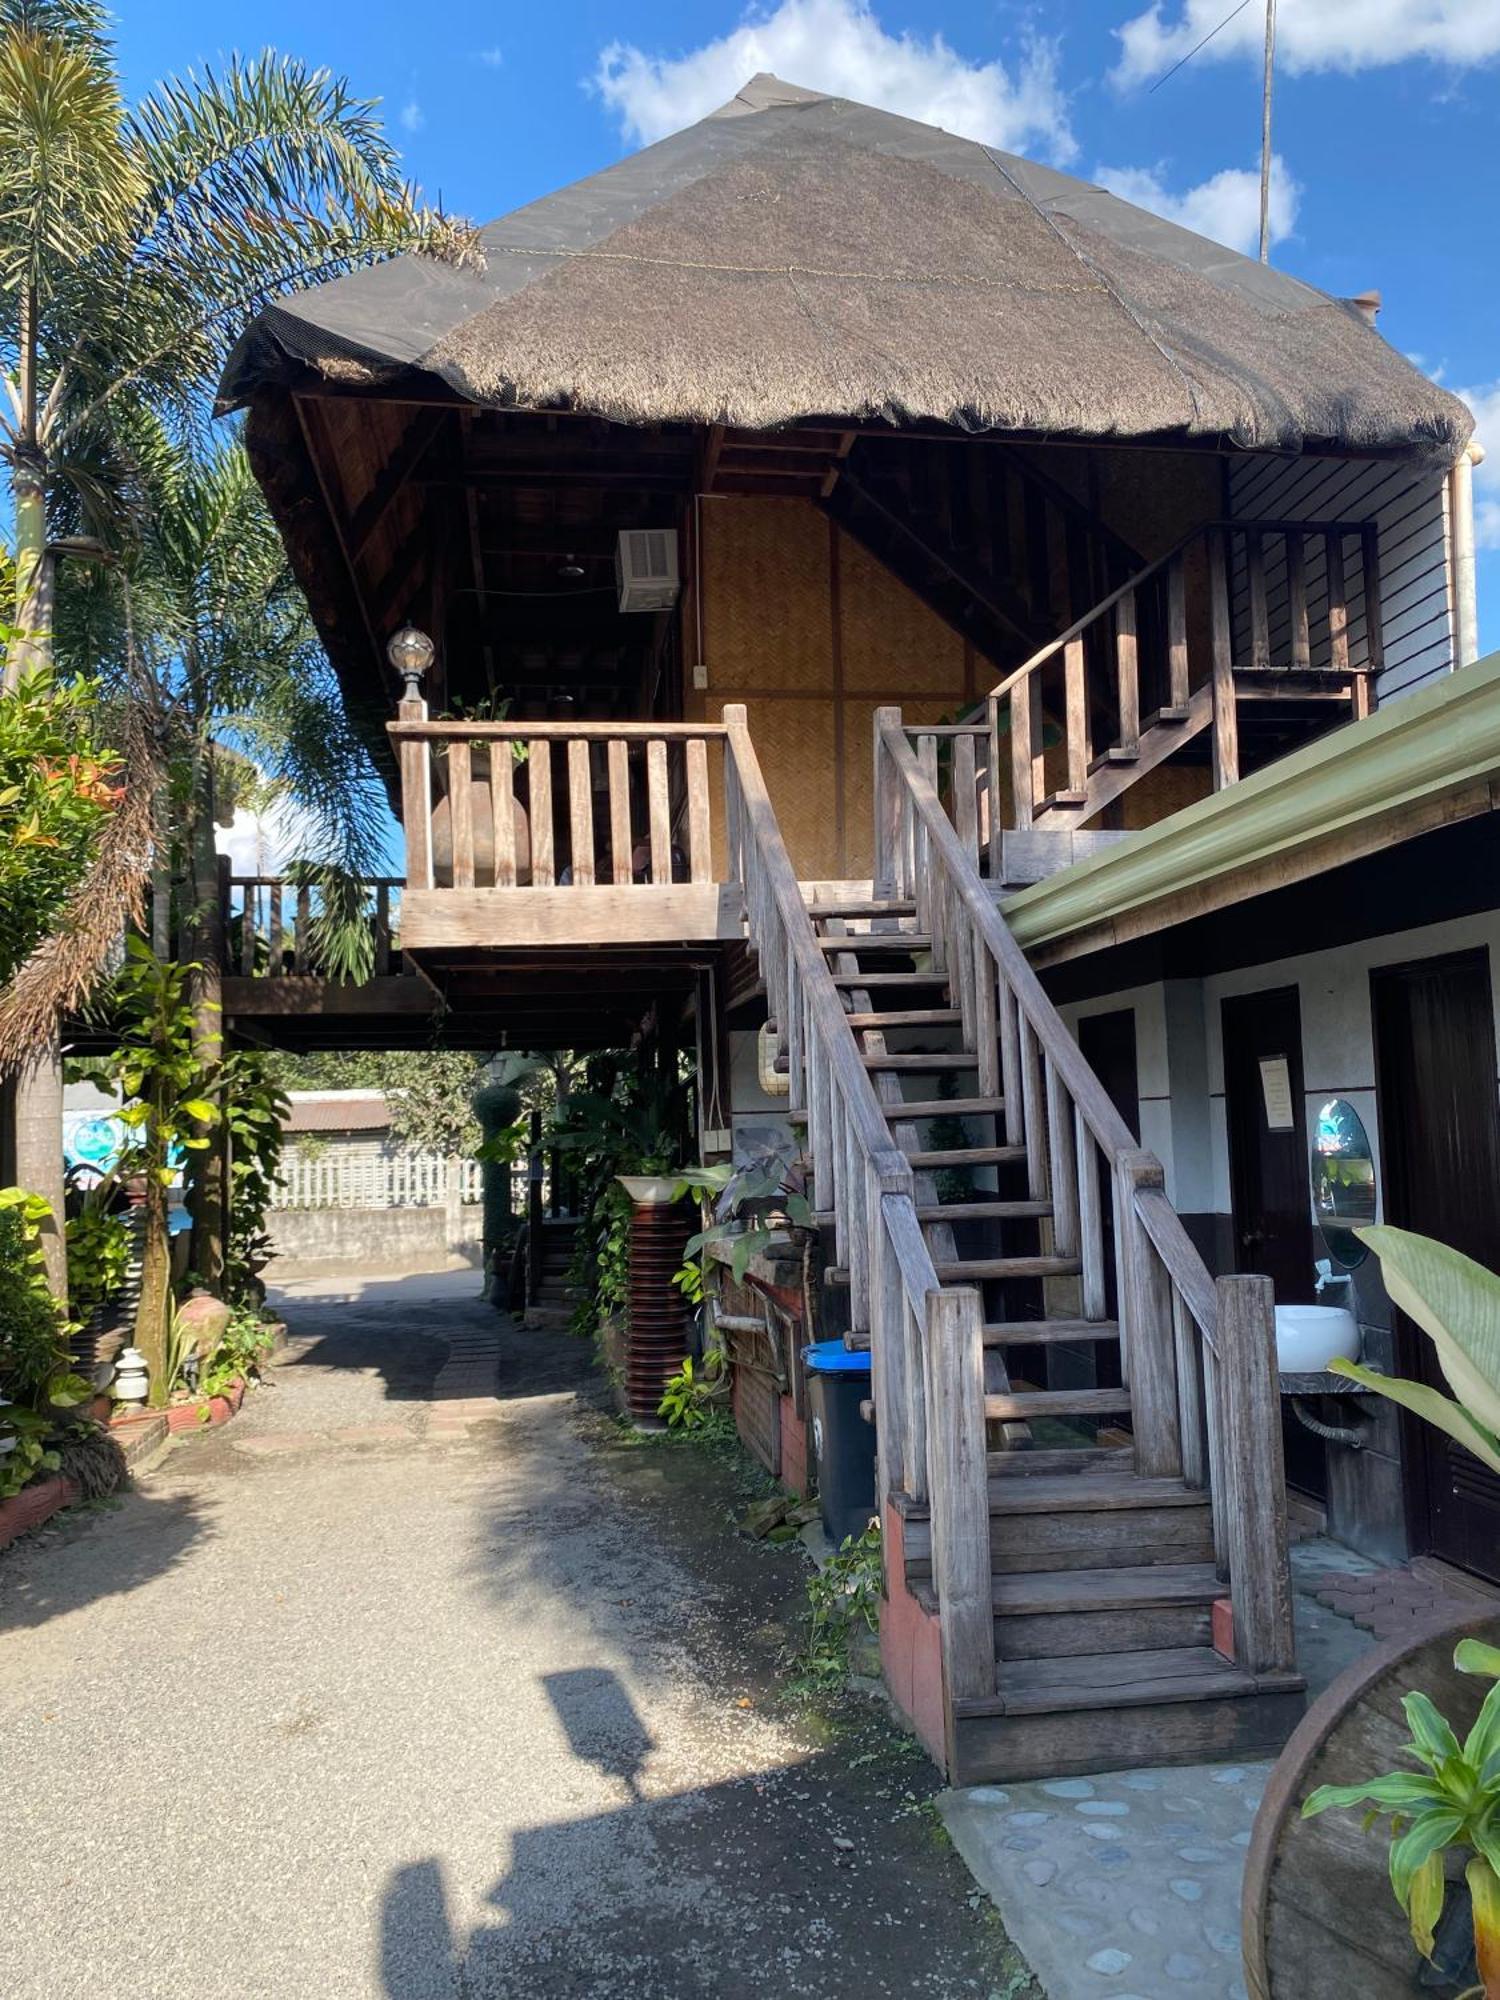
[220,72,1470,460]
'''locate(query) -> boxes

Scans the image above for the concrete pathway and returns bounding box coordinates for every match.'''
[939,1542,1379,2000]
[0,1268,1035,2000]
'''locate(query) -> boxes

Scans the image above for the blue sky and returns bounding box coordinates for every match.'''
[120,0,1500,647]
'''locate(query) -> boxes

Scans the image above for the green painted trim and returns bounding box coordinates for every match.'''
[1005,653,1500,952]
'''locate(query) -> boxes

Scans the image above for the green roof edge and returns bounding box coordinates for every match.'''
[1003,652,1500,954]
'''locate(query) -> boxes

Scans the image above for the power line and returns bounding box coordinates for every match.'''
[1148,0,1254,93]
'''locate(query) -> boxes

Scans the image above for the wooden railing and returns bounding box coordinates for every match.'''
[227,874,404,978]
[387,714,725,891]
[985,516,1382,836]
[873,708,1296,1679]
[720,702,996,1701]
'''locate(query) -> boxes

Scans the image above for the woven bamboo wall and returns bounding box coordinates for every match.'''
[689,496,974,877]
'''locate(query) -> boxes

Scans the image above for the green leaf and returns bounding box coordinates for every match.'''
[1357,1226,1500,1442]
[1388,1806,1465,1933]
[1463,1678,1500,1775]
[1407,1850,1445,1960]
[1457,1640,1500,1681]
[1303,1772,1451,1817]
[1328,1359,1500,1477]
[179,1098,217,1122]
[1403,1691,1464,1772]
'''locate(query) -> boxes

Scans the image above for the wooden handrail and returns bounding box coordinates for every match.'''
[387,720,730,741]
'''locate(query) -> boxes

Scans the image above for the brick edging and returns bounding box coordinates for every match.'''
[0,1473,81,1551]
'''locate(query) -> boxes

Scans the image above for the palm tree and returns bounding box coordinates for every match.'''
[0,0,471,1285]
[60,420,394,1281]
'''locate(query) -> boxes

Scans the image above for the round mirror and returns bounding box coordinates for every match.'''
[1311,1097,1376,1268]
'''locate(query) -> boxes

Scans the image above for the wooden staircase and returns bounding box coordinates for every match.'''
[720,702,1303,1784]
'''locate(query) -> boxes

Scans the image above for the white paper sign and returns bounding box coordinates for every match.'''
[1259,1056,1296,1132]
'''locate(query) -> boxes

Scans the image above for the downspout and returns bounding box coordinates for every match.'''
[1451,439,1484,669]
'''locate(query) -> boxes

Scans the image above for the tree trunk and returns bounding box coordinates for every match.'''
[136,1171,172,1405]
[2,1028,67,1297]
[185,758,226,1289]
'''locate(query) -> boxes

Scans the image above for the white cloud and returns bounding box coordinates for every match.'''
[479,46,503,69]
[1454,380,1500,549]
[1094,153,1299,256]
[593,0,1076,163]
[1114,0,1500,88]
[216,806,286,877]
[399,100,424,133]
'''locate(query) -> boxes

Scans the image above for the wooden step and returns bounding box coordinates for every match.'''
[995,1645,1261,1715]
[817,933,932,953]
[900,1476,1214,1579]
[983,1317,1118,1346]
[985,1473,1205,1515]
[935,1255,1081,1282]
[862,1052,978,1072]
[843,1008,961,1029]
[908,1145,1026,1169]
[887,1095,1006,1120]
[815,1199,1050,1232]
[984,1385,1130,1419]
[991,1560,1224,1617]
[917,1200,1051,1223]
[809,898,916,918]
[986,1444,1134,1477]
[829,971,947,989]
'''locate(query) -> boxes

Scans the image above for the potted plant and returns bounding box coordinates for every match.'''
[1289,1224,1500,1993]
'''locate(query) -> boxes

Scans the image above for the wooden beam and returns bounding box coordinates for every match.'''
[400,884,746,949]
[348,409,447,561]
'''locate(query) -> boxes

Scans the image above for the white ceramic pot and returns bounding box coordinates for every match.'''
[616,1174,681,1207]
[1274,1304,1360,1374]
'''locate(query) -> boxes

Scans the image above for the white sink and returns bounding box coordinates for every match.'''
[1275,1303,1360,1374]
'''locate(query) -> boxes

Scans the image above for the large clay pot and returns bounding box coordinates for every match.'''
[176,1289,232,1359]
[430,745,532,887]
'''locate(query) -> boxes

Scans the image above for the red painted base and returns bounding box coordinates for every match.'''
[878,1500,949,1770]
[779,1397,810,1496]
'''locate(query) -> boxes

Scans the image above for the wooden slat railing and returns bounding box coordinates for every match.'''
[387,715,726,891]
[227,875,404,979]
[974,516,1383,842]
[873,708,1296,1679]
[719,702,996,1702]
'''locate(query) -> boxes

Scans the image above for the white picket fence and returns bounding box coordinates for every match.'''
[271,1151,484,1211]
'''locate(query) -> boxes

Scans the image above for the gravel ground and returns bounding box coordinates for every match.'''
[0,1268,1038,2000]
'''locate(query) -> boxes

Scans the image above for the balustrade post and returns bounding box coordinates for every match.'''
[1208,528,1239,789]
[397,695,434,891]
[873,708,902,899]
[1214,1275,1296,1674]
[1113,1152,1182,1478]
[925,1286,995,1702]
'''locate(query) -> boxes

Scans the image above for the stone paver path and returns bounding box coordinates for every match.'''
[0,1267,1034,2000]
[940,1541,1378,2000]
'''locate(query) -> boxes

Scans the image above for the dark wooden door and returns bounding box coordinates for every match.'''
[1223,988,1313,1306]
[1372,949,1500,1583]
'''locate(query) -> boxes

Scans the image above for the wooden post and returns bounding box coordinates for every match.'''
[1215,1275,1296,1673]
[985,694,1004,875]
[1246,528,1271,672]
[924,1287,995,1702]
[398,694,433,891]
[1113,1152,1183,1478]
[873,707,901,897]
[1009,681,1035,832]
[529,739,555,886]
[449,739,475,889]
[1208,527,1239,789]
[1115,587,1140,756]
[1286,530,1311,671]
[1358,524,1383,720]
[1064,634,1089,794]
[1167,552,1190,710]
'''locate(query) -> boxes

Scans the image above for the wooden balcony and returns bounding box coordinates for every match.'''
[388,715,745,956]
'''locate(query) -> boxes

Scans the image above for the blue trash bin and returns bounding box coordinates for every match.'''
[803,1340,876,1547]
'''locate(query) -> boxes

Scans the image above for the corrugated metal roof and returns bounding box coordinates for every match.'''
[282,1092,391,1134]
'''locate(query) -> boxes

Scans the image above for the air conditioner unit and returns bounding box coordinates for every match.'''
[616,528,680,612]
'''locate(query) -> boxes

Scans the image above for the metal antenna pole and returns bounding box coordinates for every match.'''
[1259,0,1277,262]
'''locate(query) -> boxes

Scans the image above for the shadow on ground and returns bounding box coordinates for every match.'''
[378,1686,1030,1999]
[0,1487,210,1633]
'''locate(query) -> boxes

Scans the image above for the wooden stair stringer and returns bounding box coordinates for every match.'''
[1036,681,1212,828]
